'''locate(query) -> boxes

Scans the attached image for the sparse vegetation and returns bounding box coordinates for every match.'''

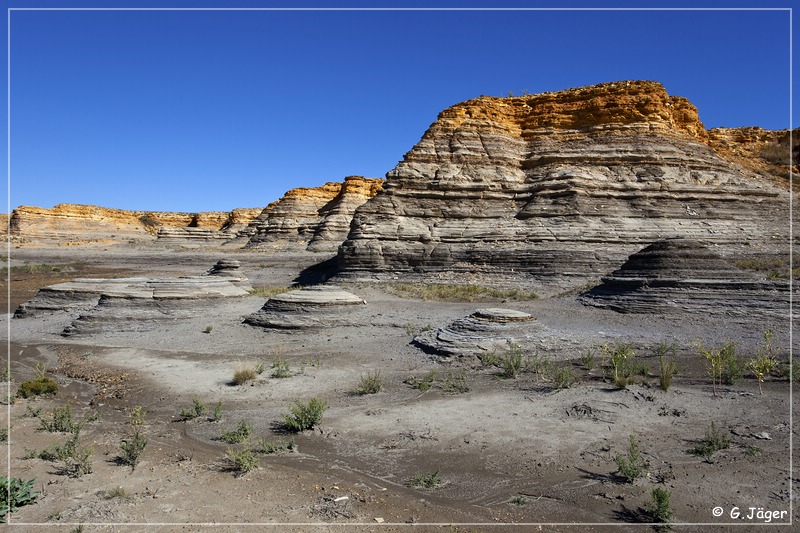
[1,477,39,522]
[0,263,63,274]
[254,437,295,455]
[657,341,679,392]
[39,404,97,433]
[386,282,538,302]
[695,340,724,397]
[225,445,259,476]
[552,365,576,389]
[179,397,207,420]
[54,433,93,477]
[734,256,799,280]
[609,343,635,389]
[101,486,132,500]
[510,495,528,505]
[354,371,382,395]
[406,470,443,489]
[221,420,253,444]
[405,370,437,391]
[211,401,223,422]
[232,367,258,386]
[440,370,471,394]
[16,376,58,399]
[118,407,147,470]
[580,348,596,370]
[643,486,674,527]
[689,422,731,459]
[719,341,745,385]
[615,434,645,483]
[282,397,327,432]
[270,358,292,379]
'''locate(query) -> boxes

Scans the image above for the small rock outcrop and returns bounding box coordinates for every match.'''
[14,260,252,334]
[579,239,790,316]
[244,285,367,329]
[337,81,789,288]
[413,308,540,361]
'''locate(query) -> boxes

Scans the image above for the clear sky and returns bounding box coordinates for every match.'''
[3,0,796,213]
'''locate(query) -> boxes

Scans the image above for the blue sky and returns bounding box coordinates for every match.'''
[3,0,796,213]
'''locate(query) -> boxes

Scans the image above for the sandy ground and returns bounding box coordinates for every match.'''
[1,243,797,532]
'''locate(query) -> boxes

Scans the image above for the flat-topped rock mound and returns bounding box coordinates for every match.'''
[579,239,790,315]
[413,308,541,361]
[337,81,789,288]
[13,260,252,334]
[244,285,367,329]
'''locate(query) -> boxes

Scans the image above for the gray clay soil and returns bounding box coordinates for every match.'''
[2,244,797,532]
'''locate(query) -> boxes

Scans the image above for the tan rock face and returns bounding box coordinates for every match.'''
[708,126,799,185]
[338,80,790,284]
[9,203,261,245]
[243,176,383,250]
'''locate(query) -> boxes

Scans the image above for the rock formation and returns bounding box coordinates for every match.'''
[337,81,790,288]
[8,204,261,245]
[244,285,367,329]
[413,308,540,361]
[14,260,252,334]
[579,239,790,316]
[242,176,382,251]
[708,127,799,186]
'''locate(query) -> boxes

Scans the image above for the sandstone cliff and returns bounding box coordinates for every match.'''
[708,126,798,186]
[337,81,790,286]
[8,204,261,245]
[242,176,382,250]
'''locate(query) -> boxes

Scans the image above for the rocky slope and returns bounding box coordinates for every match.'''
[242,176,382,250]
[708,126,798,186]
[8,204,261,245]
[337,81,790,287]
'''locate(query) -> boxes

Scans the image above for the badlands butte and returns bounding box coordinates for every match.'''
[3,80,799,530]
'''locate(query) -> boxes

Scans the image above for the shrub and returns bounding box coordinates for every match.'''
[0,477,38,522]
[225,446,258,477]
[282,398,327,432]
[689,422,731,459]
[580,348,596,370]
[406,470,443,489]
[405,370,437,391]
[441,370,470,394]
[510,495,528,505]
[615,434,645,483]
[16,376,58,399]
[695,341,724,397]
[354,372,382,395]
[211,401,223,422]
[610,343,635,385]
[179,397,206,420]
[118,431,147,470]
[255,438,294,455]
[552,366,576,389]
[749,354,776,395]
[657,341,679,392]
[221,420,253,444]
[719,341,745,385]
[232,367,258,386]
[203,325,213,334]
[39,404,97,433]
[644,486,674,525]
[270,358,292,379]
[55,433,93,477]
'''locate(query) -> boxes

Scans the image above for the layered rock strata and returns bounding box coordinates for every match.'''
[244,285,367,329]
[338,81,789,286]
[579,239,790,316]
[708,127,799,185]
[242,177,382,250]
[413,308,540,361]
[14,260,251,334]
[9,204,261,245]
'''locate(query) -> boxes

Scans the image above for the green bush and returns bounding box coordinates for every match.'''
[657,341,679,392]
[719,342,745,385]
[282,398,327,432]
[225,446,258,477]
[118,430,147,470]
[178,397,206,420]
[405,370,437,391]
[0,477,38,522]
[270,358,292,379]
[615,434,645,483]
[55,433,93,478]
[689,422,731,459]
[16,377,58,399]
[406,470,443,489]
[354,372,382,395]
[221,420,253,444]
[644,486,674,525]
